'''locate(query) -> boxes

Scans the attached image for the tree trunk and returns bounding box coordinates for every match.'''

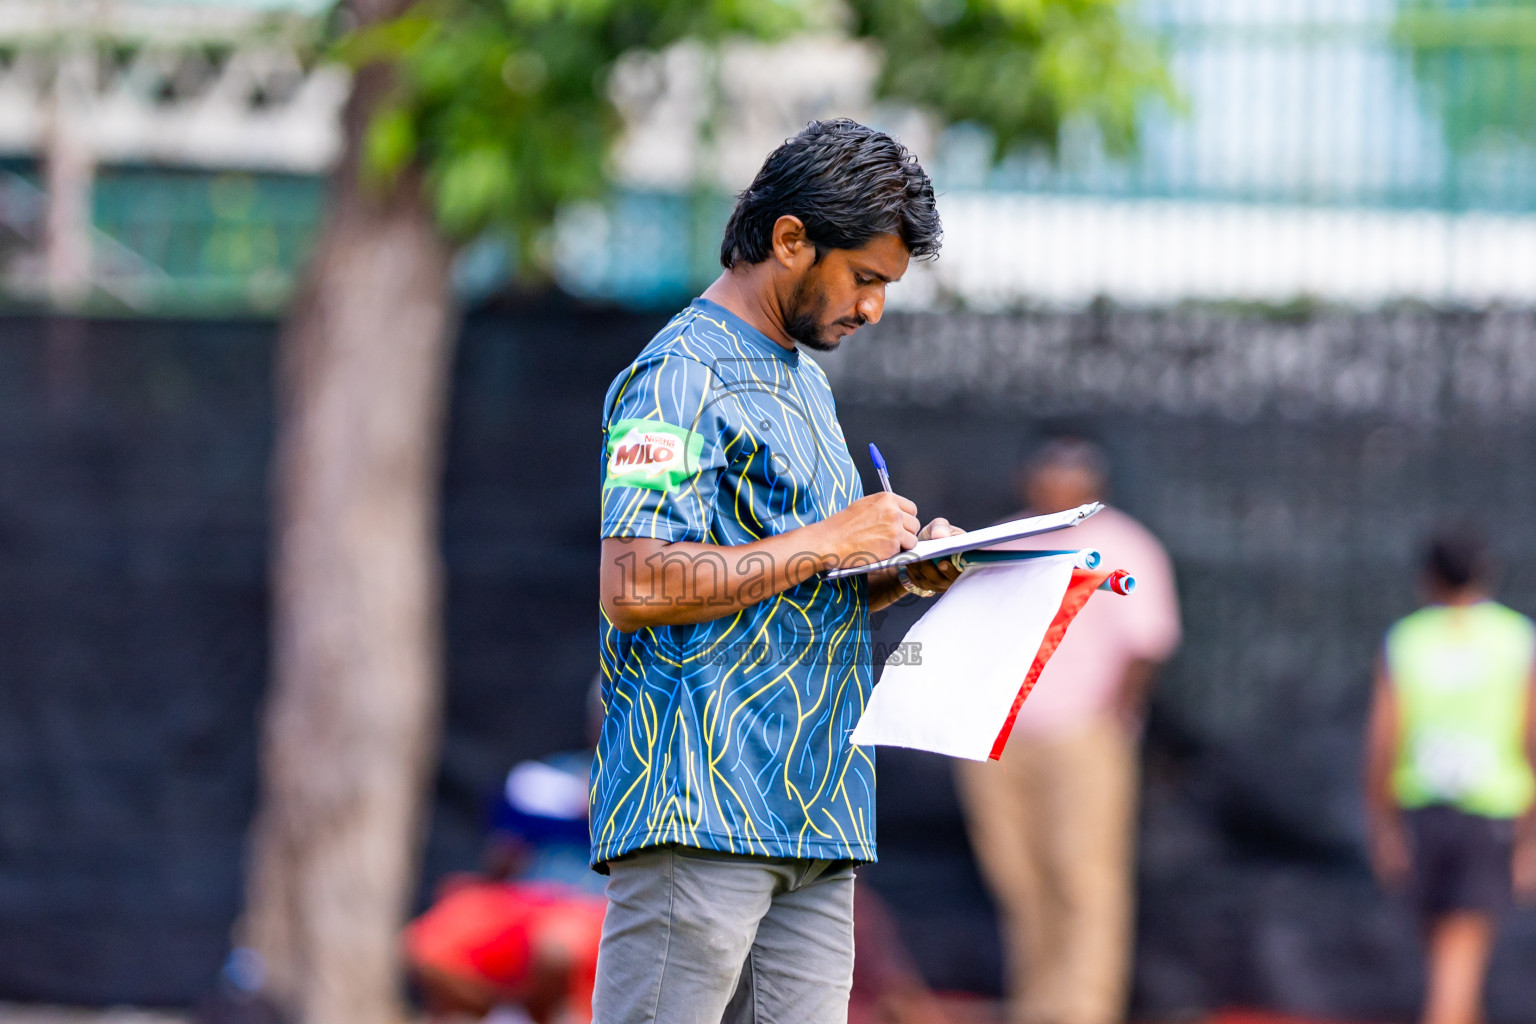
[236,14,456,1021]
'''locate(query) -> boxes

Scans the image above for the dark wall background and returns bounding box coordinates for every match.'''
[3,300,1536,1019]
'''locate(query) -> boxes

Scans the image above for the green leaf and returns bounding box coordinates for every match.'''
[335,13,436,68]
[362,105,418,189]
[432,146,517,235]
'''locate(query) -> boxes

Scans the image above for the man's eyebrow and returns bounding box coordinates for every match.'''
[853,265,895,283]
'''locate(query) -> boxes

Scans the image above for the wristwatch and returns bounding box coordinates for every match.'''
[896,563,937,598]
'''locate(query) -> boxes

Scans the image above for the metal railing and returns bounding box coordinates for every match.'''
[562,2,1536,307]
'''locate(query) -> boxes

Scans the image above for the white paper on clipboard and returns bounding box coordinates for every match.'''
[849,554,1079,760]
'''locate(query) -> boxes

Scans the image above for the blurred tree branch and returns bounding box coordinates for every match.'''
[1395,1,1536,159]
[340,0,814,257]
[848,0,1176,159]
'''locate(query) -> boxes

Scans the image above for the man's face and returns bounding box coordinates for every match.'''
[783,233,910,352]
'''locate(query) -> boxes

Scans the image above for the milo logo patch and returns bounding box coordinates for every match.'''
[604,419,705,492]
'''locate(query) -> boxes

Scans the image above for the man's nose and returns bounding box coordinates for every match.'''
[856,286,885,325]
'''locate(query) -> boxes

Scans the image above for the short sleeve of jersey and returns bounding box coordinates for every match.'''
[600,354,727,543]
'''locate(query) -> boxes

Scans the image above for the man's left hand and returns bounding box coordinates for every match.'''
[902,518,966,595]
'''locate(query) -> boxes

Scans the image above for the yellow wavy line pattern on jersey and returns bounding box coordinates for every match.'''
[592,301,875,865]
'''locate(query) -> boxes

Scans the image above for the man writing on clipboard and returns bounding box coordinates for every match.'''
[591,119,963,1024]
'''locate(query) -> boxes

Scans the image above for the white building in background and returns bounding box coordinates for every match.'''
[0,0,343,306]
[4,0,1536,310]
[0,0,343,171]
[926,195,1536,309]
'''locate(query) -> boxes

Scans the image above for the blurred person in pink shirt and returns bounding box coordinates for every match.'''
[955,439,1181,1024]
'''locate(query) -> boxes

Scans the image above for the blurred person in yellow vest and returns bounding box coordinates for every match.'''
[954,439,1181,1024]
[1365,529,1536,1024]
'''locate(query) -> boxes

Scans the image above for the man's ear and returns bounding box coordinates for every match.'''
[770,215,815,271]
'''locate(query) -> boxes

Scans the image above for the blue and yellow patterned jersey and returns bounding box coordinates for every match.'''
[592,298,876,866]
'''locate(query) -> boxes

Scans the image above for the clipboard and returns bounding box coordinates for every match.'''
[824,501,1104,580]
[849,552,1119,760]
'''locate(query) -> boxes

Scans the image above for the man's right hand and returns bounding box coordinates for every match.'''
[815,492,921,569]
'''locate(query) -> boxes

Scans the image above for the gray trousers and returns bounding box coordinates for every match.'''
[591,845,857,1024]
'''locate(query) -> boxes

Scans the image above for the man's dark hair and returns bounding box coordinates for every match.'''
[1422,527,1489,592]
[720,119,941,268]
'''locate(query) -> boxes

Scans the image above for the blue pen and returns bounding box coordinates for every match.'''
[868,443,893,493]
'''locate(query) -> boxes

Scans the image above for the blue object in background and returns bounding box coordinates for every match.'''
[489,752,603,893]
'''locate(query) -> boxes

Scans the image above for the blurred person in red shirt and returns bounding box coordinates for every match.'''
[954,439,1181,1024]
[407,754,954,1024]
[405,755,606,1024]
